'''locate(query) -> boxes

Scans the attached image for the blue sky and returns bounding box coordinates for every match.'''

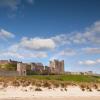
[0,0,100,73]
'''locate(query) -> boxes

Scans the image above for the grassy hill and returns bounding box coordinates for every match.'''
[0,63,17,71]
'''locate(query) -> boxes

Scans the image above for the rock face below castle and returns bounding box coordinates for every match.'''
[0,59,21,76]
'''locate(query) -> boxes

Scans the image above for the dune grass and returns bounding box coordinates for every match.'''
[0,75,100,90]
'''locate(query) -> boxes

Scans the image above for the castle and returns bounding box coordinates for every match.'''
[49,60,64,74]
[0,59,65,76]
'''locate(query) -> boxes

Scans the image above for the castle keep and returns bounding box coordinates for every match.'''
[49,60,64,74]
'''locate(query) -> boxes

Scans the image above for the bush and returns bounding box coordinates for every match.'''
[11,80,20,87]
[93,84,98,89]
[35,88,42,91]
[89,88,92,92]
[81,88,85,91]
[97,89,100,91]
[64,88,67,91]
[21,80,31,87]
[43,81,51,88]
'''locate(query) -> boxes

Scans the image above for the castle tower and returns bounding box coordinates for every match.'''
[17,63,27,76]
[49,59,64,74]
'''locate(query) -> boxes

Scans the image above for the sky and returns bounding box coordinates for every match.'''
[0,0,100,73]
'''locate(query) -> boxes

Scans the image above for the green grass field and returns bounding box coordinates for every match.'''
[0,75,100,83]
[18,75,100,83]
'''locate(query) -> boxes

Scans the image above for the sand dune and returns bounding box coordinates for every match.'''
[0,85,100,100]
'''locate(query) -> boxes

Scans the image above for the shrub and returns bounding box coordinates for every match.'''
[11,80,20,87]
[97,89,100,91]
[81,88,85,91]
[64,88,67,91]
[35,88,42,91]
[93,84,98,89]
[89,88,92,92]
[43,81,51,88]
[21,80,31,87]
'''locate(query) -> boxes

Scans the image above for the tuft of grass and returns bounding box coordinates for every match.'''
[11,80,20,87]
[21,80,31,87]
[89,88,92,92]
[97,89,100,91]
[43,81,51,88]
[81,88,85,91]
[64,88,67,91]
[93,84,98,89]
[35,88,42,91]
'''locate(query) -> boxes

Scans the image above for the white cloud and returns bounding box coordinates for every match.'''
[49,48,76,61]
[0,36,52,59]
[0,0,20,10]
[19,37,56,51]
[0,51,24,59]
[0,51,47,59]
[78,59,100,66]
[59,49,76,56]
[79,60,96,65]
[69,33,87,44]
[53,21,100,45]
[97,59,100,63]
[79,21,100,44]
[1,36,56,59]
[82,47,100,54]
[0,20,100,60]
[52,34,70,45]
[8,44,19,52]
[0,29,15,39]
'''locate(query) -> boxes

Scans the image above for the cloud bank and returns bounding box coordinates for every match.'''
[0,20,100,60]
[0,29,15,39]
[78,59,100,66]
